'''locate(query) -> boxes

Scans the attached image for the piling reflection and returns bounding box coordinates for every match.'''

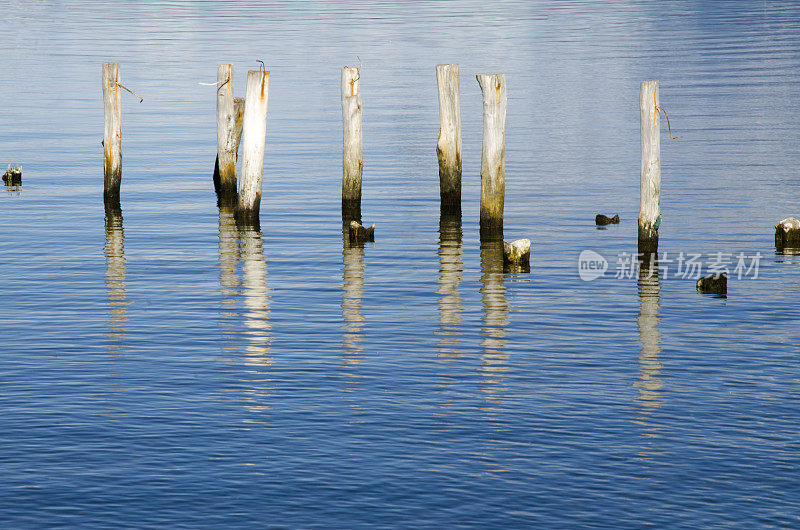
[218,206,239,351]
[479,240,509,413]
[239,224,272,365]
[437,213,463,356]
[217,206,272,366]
[3,181,22,197]
[341,225,366,364]
[633,257,664,453]
[104,201,128,355]
[775,248,800,265]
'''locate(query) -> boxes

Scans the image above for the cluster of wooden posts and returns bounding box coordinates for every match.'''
[101,63,798,275]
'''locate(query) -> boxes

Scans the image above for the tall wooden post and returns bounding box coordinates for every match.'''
[477,74,506,241]
[213,96,245,200]
[102,62,122,202]
[639,80,661,254]
[436,64,462,212]
[342,67,363,221]
[236,70,269,223]
[216,64,237,197]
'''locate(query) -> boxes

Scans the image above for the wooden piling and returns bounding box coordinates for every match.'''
[216,64,237,197]
[236,70,269,223]
[214,96,245,201]
[639,80,661,254]
[476,74,506,240]
[436,64,462,212]
[342,67,363,221]
[102,62,122,201]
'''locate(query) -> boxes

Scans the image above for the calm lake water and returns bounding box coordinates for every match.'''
[2,1,800,528]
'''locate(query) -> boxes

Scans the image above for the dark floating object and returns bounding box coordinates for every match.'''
[348,220,374,244]
[697,273,727,296]
[2,164,22,186]
[774,217,800,251]
[595,214,619,225]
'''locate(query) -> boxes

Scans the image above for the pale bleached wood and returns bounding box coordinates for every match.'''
[216,64,237,196]
[237,70,269,221]
[341,67,363,220]
[102,62,122,199]
[477,74,506,239]
[213,97,244,201]
[503,238,530,266]
[639,80,661,252]
[233,96,245,160]
[436,64,462,210]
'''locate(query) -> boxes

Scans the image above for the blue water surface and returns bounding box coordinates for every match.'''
[2,1,800,528]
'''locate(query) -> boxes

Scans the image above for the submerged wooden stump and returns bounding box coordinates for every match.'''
[596,214,619,225]
[696,272,727,296]
[2,164,22,186]
[348,220,374,245]
[775,217,800,251]
[503,238,530,273]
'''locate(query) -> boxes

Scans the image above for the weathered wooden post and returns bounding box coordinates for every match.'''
[216,64,237,197]
[342,67,363,221]
[639,80,661,255]
[477,74,506,241]
[102,62,122,202]
[436,64,462,212]
[214,96,245,200]
[236,69,269,223]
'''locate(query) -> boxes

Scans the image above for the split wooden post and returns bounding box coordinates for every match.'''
[236,70,269,222]
[436,64,462,212]
[477,74,506,240]
[102,62,122,201]
[233,97,245,157]
[639,80,661,254]
[213,96,245,199]
[216,64,237,196]
[341,67,363,221]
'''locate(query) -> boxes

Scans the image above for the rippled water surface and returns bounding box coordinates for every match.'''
[2,1,800,528]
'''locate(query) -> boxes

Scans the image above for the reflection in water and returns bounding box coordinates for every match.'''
[634,258,664,455]
[239,224,272,365]
[341,226,365,364]
[104,202,128,356]
[437,214,463,356]
[775,248,800,265]
[217,207,239,351]
[4,182,22,197]
[479,240,509,413]
[217,206,272,366]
